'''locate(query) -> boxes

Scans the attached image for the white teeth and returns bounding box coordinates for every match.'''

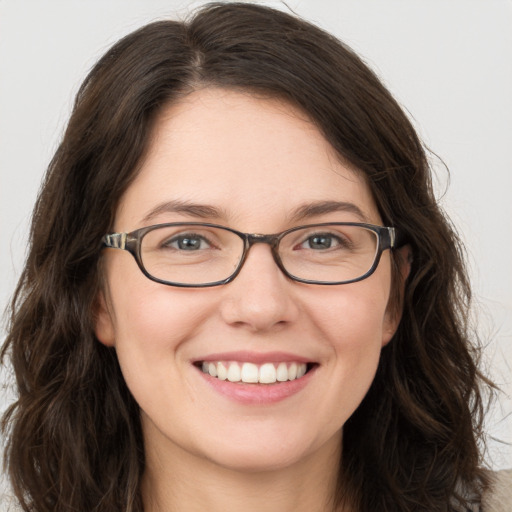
[208,362,217,378]
[227,362,241,382]
[240,362,259,383]
[199,361,309,384]
[217,362,228,381]
[259,363,277,384]
[288,362,298,380]
[276,362,288,382]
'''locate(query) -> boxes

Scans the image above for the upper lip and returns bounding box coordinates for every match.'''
[193,351,313,364]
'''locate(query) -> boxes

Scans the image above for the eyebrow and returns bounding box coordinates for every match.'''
[141,200,227,224]
[289,200,371,223]
[141,199,370,225]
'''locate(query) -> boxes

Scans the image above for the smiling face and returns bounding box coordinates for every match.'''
[95,88,401,476]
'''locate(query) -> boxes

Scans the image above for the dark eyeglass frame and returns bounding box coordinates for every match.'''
[102,222,401,287]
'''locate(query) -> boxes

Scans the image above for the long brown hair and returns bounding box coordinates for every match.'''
[2,3,491,511]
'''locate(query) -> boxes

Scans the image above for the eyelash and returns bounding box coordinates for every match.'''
[162,233,215,250]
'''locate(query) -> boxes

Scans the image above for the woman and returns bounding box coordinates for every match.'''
[1,3,509,511]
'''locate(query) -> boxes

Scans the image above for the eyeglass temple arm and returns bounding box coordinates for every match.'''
[380,227,405,250]
[390,228,408,249]
[103,233,127,249]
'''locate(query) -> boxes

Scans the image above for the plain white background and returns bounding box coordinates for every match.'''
[1,0,511,483]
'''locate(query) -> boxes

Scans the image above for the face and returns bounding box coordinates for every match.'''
[96,88,402,475]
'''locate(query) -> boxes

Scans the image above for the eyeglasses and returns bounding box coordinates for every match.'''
[102,222,399,287]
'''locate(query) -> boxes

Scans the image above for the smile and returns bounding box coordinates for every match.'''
[199,361,309,384]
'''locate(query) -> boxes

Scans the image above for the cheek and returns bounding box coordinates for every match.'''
[301,277,391,421]
[104,260,215,388]
[106,252,209,341]
[307,275,391,349]
[324,291,388,385]
[111,289,213,364]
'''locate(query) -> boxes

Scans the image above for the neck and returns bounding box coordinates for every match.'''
[141,422,348,512]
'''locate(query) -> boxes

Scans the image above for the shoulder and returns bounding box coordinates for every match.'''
[482,469,512,512]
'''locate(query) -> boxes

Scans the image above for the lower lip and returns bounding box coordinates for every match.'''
[196,366,316,405]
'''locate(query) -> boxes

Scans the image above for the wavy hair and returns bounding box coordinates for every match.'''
[2,3,491,511]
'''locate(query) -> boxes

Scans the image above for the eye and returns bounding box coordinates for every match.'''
[163,234,212,251]
[300,233,346,250]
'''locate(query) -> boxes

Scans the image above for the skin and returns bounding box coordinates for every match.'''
[95,88,408,512]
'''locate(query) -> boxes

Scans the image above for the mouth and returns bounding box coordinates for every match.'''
[195,360,316,384]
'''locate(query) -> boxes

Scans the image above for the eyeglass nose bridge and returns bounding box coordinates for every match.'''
[232,232,287,281]
[245,233,281,247]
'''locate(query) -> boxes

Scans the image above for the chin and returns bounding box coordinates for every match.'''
[204,444,313,474]
[193,423,341,475]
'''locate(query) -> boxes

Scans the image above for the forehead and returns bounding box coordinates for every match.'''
[116,88,380,230]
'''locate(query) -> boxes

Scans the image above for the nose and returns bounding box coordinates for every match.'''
[219,243,300,333]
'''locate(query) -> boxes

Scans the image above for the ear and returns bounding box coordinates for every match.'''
[94,289,116,347]
[382,245,412,346]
